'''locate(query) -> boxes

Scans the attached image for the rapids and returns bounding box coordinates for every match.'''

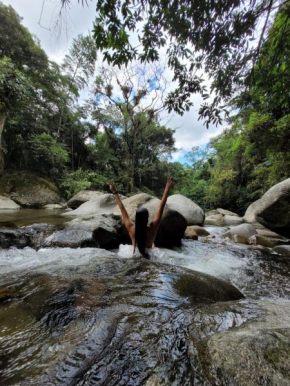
[0,224,290,385]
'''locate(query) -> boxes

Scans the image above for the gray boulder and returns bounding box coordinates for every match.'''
[201,301,290,386]
[43,228,97,248]
[244,178,290,235]
[223,215,244,226]
[217,208,239,216]
[63,193,122,217]
[0,195,20,210]
[167,194,204,225]
[67,190,104,209]
[204,213,224,226]
[114,193,187,247]
[67,214,122,249]
[223,223,257,240]
[0,171,64,208]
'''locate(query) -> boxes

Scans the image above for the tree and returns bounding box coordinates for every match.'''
[92,0,288,126]
[92,63,175,193]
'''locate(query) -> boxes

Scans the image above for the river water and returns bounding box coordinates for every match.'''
[0,216,290,385]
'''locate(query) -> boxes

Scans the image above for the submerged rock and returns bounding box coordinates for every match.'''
[167,194,205,225]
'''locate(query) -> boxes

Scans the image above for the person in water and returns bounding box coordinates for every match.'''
[109,177,173,258]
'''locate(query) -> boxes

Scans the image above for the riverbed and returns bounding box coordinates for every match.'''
[0,220,290,385]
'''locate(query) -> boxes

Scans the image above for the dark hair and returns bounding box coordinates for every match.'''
[134,206,149,258]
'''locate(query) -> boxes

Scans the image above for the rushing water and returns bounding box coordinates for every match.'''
[0,223,290,385]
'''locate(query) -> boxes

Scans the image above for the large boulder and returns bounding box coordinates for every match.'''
[204,213,224,226]
[0,195,20,210]
[223,223,257,241]
[200,301,290,385]
[223,215,244,226]
[67,190,104,209]
[114,193,187,247]
[244,178,290,236]
[0,171,64,208]
[167,194,204,225]
[63,193,122,217]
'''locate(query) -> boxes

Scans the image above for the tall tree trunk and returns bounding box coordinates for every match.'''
[0,112,6,175]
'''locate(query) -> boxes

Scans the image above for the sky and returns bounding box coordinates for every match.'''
[2,0,224,161]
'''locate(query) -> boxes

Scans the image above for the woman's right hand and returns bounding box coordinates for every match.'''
[109,181,116,193]
[165,177,174,191]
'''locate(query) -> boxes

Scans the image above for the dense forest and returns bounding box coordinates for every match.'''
[0,1,289,214]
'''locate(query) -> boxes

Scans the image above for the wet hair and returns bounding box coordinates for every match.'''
[134,206,149,258]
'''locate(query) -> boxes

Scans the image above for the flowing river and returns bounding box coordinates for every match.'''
[0,213,290,385]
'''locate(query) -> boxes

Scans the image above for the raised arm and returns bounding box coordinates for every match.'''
[109,182,134,235]
[152,177,173,229]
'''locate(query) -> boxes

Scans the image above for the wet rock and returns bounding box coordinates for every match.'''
[273,245,290,257]
[248,235,275,248]
[167,194,204,225]
[244,177,290,236]
[184,227,198,240]
[43,228,97,248]
[20,223,58,248]
[189,225,210,236]
[223,223,257,241]
[0,221,17,229]
[174,272,244,303]
[67,214,122,249]
[223,214,244,226]
[204,214,224,226]
[67,190,104,209]
[200,301,290,386]
[0,229,30,249]
[0,195,20,210]
[232,234,248,244]
[0,171,64,208]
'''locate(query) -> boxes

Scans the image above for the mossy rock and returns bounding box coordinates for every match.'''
[0,171,64,208]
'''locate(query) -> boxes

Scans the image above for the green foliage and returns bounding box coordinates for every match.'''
[61,169,107,198]
[93,0,284,125]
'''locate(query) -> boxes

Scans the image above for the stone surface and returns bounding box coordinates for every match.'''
[257,229,282,238]
[20,223,58,249]
[223,223,257,240]
[0,195,20,210]
[0,171,64,208]
[167,194,204,225]
[204,214,224,226]
[0,229,30,249]
[43,228,97,248]
[114,193,187,247]
[223,214,244,225]
[63,193,120,217]
[248,234,275,248]
[273,245,290,257]
[67,214,122,249]
[67,190,104,209]
[217,208,239,216]
[244,178,290,236]
[184,227,198,240]
[201,301,290,386]
[189,225,210,236]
